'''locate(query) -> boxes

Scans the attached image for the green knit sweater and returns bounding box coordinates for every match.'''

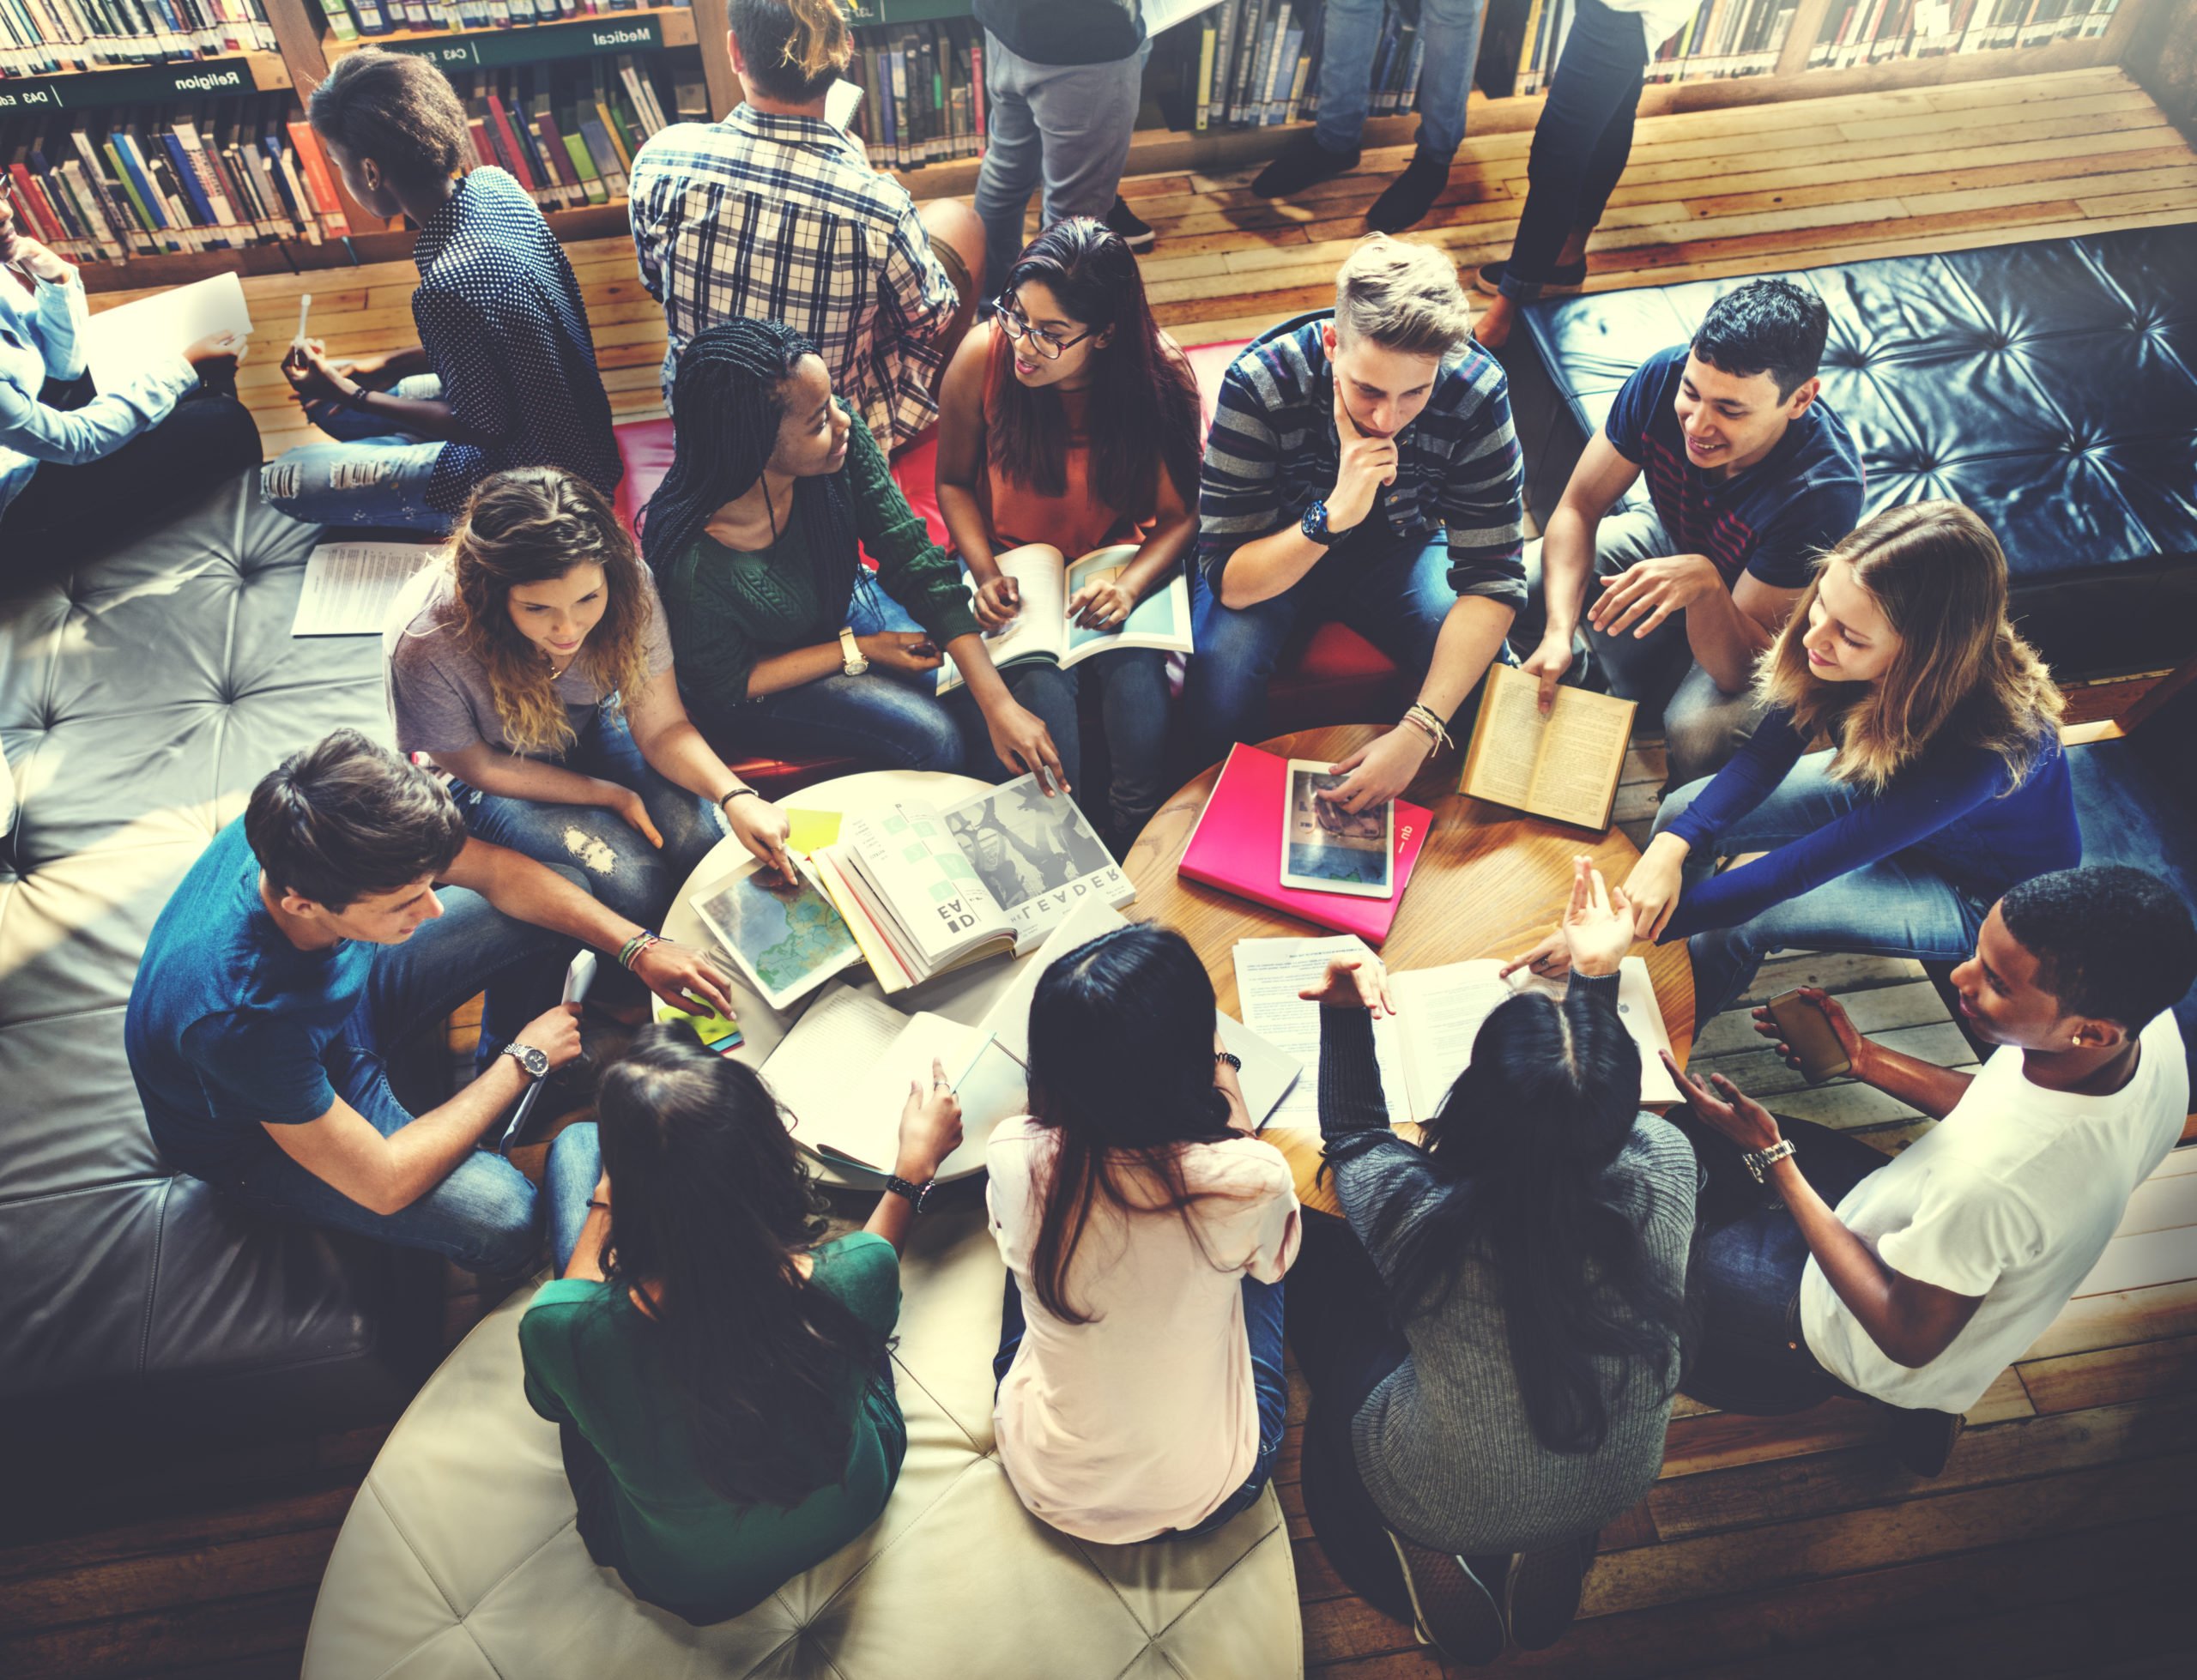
[657,406,979,735]
[1316,989,1696,1553]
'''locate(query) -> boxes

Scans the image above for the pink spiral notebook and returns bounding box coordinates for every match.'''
[1177,744,1432,946]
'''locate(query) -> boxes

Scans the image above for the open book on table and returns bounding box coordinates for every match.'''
[760,897,1302,1175]
[1234,936,1680,1132]
[809,774,1134,993]
[937,543,1194,694]
[1458,662,1637,830]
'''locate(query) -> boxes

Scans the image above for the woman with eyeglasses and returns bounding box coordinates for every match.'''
[639,318,1078,796]
[934,217,1204,851]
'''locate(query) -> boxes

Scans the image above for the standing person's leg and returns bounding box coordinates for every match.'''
[544,1121,603,1275]
[973,35,1045,294]
[1181,563,1315,771]
[1078,644,1171,845]
[1332,532,1518,739]
[1026,51,1146,237]
[1364,0,1491,234]
[1253,0,1380,196]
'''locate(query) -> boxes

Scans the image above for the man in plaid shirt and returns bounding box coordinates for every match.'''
[627,0,985,450]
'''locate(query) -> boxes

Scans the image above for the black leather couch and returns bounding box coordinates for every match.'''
[1503,225,2197,678]
[0,474,442,1471]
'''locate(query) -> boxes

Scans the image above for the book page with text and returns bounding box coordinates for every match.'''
[938,546,1068,692]
[1232,935,1409,1129]
[1461,662,1545,811]
[1527,686,1636,828]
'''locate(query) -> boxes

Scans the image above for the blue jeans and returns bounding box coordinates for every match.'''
[259,373,450,533]
[1077,644,1171,836]
[215,875,584,1275]
[1679,1113,1889,1415]
[734,584,1084,795]
[1504,0,1649,297]
[993,1267,1289,1539]
[974,33,1147,293]
[1183,529,1510,771]
[546,1121,602,1273]
[1654,756,1992,1028]
[448,704,725,929]
[1316,0,1489,160]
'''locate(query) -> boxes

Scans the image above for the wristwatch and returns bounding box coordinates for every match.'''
[1741,1137,1797,1183]
[501,1042,550,1081]
[885,1174,935,1212]
[1300,499,1345,546]
[838,627,869,677]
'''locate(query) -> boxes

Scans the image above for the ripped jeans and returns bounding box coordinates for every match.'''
[447,704,727,929]
[259,374,451,534]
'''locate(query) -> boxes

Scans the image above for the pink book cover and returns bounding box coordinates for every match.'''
[1177,743,1432,946]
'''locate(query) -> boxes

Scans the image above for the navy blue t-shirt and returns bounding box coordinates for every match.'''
[1603,344,1864,591]
[124,819,373,1177]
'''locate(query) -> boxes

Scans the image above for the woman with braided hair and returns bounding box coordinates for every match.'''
[642,319,1080,797]
[385,465,795,933]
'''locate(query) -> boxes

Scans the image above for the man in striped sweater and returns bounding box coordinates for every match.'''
[1187,236,1526,810]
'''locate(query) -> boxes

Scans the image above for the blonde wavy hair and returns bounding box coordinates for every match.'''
[779,0,852,80]
[1758,499,2063,793]
[440,468,656,758]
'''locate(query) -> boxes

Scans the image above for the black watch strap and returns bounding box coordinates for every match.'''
[886,1174,932,1211]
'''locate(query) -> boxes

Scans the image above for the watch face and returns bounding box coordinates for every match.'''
[510,1044,548,1078]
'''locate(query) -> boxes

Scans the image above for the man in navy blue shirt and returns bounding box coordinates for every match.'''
[1511,279,1864,785]
[125,731,734,1275]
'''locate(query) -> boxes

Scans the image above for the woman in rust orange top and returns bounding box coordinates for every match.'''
[935,218,1204,852]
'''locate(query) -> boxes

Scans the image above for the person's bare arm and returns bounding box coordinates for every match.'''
[1686,572,1803,693]
[1754,988,1976,1121]
[933,326,999,578]
[1320,594,1516,813]
[864,1061,965,1254]
[1520,434,1643,709]
[624,668,793,879]
[563,1169,613,1281]
[1066,468,1197,631]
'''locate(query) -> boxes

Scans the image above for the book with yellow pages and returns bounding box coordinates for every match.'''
[1457,662,1637,830]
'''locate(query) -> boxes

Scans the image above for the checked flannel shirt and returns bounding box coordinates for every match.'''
[627,106,959,449]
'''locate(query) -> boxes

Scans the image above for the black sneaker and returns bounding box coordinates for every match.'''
[1365,151,1451,234]
[1251,130,1360,199]
[1507,1532,1595,1652]
[1887,1406,1964,1478]
[1105,195,1155,251]
[1474,258,1589,299]
[1384,1532,1508,1665]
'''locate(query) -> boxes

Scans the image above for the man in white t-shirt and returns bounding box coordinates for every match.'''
[1665,865,2194,1475]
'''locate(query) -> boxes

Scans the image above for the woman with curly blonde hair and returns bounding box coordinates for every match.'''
[385,466,792,928]
[1509,500,2079,1026]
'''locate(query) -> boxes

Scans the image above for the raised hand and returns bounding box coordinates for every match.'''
[1558,854,1635,979]
[1297,955,1395,1018]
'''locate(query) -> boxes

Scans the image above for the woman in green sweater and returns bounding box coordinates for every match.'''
[521,1024,962,1623]
[641,319,1076,795]
[1288,860,1694,1665]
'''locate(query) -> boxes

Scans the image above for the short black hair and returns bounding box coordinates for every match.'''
[2000,865,2197,1030]
[1692,277,1831,402]
[730,0,848,104]
[308,48,469,189]
[244,729,467,910]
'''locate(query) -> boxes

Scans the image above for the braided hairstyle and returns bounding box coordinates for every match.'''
[639,319,856,580]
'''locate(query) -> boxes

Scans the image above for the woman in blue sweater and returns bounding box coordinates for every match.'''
[1514,500,2077,1025]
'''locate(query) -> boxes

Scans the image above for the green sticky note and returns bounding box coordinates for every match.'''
[657,1000,741,1049]
[784,808,843,854]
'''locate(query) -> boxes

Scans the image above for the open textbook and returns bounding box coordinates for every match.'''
[82,271,251,393]
[809,774,1133,992]
[938,543,1194,694]
[1233,937,1680,1131]
[760,897,1300,1174]
[1458,662,1637,830]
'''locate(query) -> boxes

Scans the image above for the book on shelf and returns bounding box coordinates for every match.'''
[808,773,1134,994]
[1456,662,1636,831]
[0,0,279,76]
[442,54,670,212]
[934,543,1195,695]
[1516,0,1800,94]
[1179,0,1328,134]
[1807,0,2116,67]
[314,0,692,41]
[842,13,984,171]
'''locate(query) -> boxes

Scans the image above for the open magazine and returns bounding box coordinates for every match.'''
[938,543,1195,694]
[809,774,1134,992]
[760,897,1300,1175]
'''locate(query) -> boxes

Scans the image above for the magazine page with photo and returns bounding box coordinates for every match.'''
[939,543,1194,692]
[940,775,1136,952]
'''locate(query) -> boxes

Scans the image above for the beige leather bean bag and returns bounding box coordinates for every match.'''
[303,1207,1303,1679]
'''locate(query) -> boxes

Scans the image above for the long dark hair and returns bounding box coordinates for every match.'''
[1371,989,1684,1454]
[592,1025,885,1508]
[1023,924,1243,1324]
[637,319,857,583]
[987,219,1203,516]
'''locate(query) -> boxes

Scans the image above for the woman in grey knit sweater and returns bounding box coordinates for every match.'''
[1287,861,1696,1665]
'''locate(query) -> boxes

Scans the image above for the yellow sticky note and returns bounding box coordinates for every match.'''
[784,807,843,854]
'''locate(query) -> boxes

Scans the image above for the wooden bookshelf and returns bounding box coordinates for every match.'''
[320,5,700,64]
[0,49,293,108]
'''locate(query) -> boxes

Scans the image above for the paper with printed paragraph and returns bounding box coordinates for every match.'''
[292,541,439,638]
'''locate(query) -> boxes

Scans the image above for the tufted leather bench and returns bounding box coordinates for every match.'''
[1503,226,2197,679]
[302,1207,1303,1680]
[0,473,442,1465]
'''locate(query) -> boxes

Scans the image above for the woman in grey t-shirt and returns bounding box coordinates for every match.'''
[385,466,793,930]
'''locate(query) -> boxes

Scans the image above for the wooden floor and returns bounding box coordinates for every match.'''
[20,63,2196,1680]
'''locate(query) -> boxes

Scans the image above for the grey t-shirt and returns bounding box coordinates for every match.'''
[384,561,675,758]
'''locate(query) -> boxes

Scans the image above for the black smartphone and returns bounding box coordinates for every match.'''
[1766,988,1851,1085]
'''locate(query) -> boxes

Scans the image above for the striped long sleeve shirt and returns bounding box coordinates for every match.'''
[1197,312,1527,607]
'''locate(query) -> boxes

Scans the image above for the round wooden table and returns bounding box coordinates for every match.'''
[1123,726,1695,1207]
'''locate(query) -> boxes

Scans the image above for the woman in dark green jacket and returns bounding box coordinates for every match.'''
[642,319,1076,795]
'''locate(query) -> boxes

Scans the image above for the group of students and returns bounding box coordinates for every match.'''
[36,0,2188,1665]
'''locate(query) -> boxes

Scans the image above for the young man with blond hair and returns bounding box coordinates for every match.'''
[1188,236,1525,808]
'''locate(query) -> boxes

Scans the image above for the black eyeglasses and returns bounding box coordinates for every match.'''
[990,294,1094,361]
